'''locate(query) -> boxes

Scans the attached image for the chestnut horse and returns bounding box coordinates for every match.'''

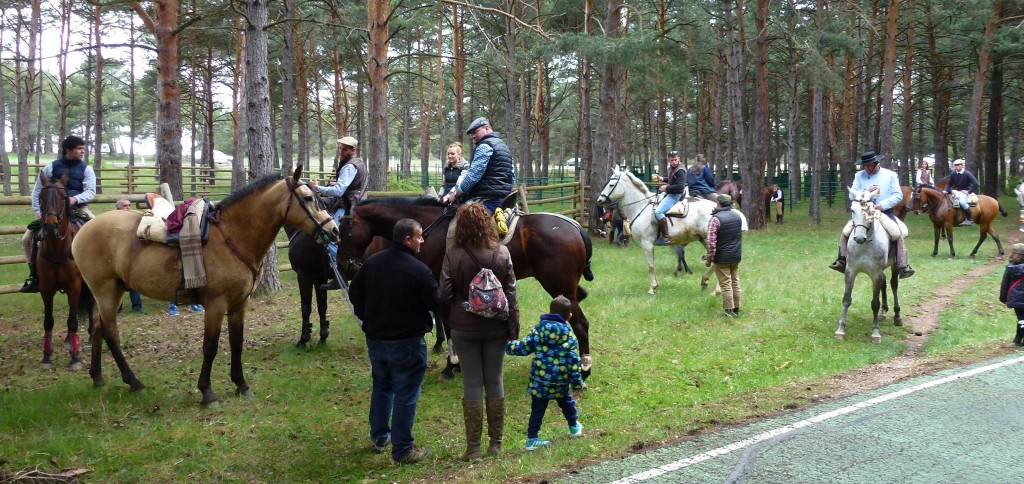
[336,197,596,375]
[72,167,339,404]
[716,180,741,207]
[907,186,1006,259]
[36,179,93,370]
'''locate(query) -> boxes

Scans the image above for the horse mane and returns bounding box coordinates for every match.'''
[217,173,284,210]
[620,170,651,194]
[358,196,444,208]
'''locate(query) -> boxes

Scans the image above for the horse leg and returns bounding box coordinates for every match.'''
[296,278,313,349]
[946,221,956,259]
[991,225,1005,258]
[643,244,659,294]
[315,286,330,344]
[890,269,902,326]
[836,272,855,340]
[673,245,691,277]
[198,312,224,405]
[878,273,888,322]
[969,230,988,259]
[439,313,460,380]
[65,288,83,371]
[567,299,593,380]
[90,317,106,387]
[227,309,254,398]
[871,274,884,343]
[700,263,714,291]
[41,291,55,369]
[931,225,941,258]
[432,312,445,353]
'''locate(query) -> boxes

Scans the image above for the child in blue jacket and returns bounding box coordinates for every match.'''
[999,243,1024,346]
[505,295,585,450]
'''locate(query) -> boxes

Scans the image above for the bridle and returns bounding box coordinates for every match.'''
[39,184,71,241]
[851,199,879,237]
[284,178,335,245]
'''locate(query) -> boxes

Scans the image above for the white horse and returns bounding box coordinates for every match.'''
[836,187,903,343]
[1013,181,1024,233]
[597,167,746,295]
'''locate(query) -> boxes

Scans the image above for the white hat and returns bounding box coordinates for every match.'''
[338,136,358,148]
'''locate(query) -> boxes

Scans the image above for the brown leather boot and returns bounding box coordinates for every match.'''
[485,397,505,456]
[654,218,670,246]
[460,399,484,461]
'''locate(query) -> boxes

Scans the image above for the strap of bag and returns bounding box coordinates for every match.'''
[464,247,499,273]
[1009,274,1024,296]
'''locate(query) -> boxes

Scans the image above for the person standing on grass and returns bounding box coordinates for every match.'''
[505,295,584,451]
[706,194,743,318]
[999,243,1024,347]
[349,218,438,465]
[770,184,784,224]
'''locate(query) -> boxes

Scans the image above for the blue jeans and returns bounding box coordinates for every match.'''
[481,198,502,214]
[655,193,681,221]
[527,394,578,439]
[326,208,346,261]
[953,191,970,210]
[366,336,428,459]
[129,290,142,310]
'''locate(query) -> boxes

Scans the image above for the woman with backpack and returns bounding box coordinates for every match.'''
[440,202,520,460]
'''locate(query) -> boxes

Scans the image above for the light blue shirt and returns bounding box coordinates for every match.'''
[457,144,494,194]
[31,162,97,216]
[317,163,357,198]
[851,166,902,211]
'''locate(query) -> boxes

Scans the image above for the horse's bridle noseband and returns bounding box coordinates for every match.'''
[39,184,71,241]
[284,178,335,244]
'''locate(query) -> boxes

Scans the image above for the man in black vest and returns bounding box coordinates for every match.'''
[20,136,96,293]
[443,117,516,214]
[706,194,743,318]
[310,135,368,291]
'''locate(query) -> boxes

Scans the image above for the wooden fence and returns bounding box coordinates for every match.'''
[0,176,588,295]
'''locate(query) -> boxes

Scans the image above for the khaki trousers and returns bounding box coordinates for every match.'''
[714,263,741,311]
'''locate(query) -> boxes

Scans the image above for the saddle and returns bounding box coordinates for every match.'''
[135,194,213,246]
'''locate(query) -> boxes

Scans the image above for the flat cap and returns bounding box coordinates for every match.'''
[338,136,357,148]
[717,193,732,204]
[466,117,490,135]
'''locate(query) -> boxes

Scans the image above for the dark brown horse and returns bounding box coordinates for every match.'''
[36,179,93,371]
[716,180,742,207]
[72,167,339,404]
[907,186,1007,259]
[284,224,332,349]
[337,197,596,375]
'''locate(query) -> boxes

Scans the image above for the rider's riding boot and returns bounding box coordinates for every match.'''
[828,255,847,273]
[320,259,345,291]
[654,218,670,246]
[895,237,915,279]
[20,239,39,293]
[959,207,974,226]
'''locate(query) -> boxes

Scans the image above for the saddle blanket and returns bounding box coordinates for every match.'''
[842,216,908,241]
[136,195,176,243]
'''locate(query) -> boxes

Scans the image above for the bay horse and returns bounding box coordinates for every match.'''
[907,186,1006,259]
[335,197,596,375]
[716,180,741,207]
[36,178,94,371]
[836,187,902,343]
[72,167,339,404]
[284,224,332,349]
[598,167,746,295]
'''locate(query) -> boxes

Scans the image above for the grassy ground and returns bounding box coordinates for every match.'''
[0,196,1020,482]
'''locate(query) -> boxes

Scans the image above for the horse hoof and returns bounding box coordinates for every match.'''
[295,341,308,350]
[69,361,83,372]
[871,335,882,344]
[893,317,903,326]
[40,362,52,370]
[878,313,887,321]
[131,386,147,395]
[201,392,219,406]
[834,332,845,341]
[317,339,328,346]
[93,378,106,388]
[237,388,255,398]
[969,254,976,259]
[438,371,454,381]
[203,400,222,409]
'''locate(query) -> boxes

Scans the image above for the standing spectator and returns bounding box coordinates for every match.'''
[20,136,95,293]
[916,160,934,188]
[943,159,979,226]
[770,184,784,224]
[653,150,686,246]
[999,243,1024,346]
[116,199,144,314]
[706,194,743,317]
[686,153,718,201]
[310,135,368,290]
[443,118,516,214]
[441,142,469,198]
[350,219,439,465]
[505,295,584,451]
[441,202,519,459]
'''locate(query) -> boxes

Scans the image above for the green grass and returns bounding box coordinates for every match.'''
[0,197,1020,482]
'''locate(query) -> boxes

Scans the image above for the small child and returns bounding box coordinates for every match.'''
[999,243,1024,346]
[505,295,584,450]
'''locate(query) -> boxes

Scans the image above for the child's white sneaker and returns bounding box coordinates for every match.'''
[569,421,584,437]
[525,437,551,450]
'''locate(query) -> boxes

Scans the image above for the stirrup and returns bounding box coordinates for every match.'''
[959,219,974,226]
[654,236,670,246]
[828,259,846,273]
[319,279,342,291]
[19,277,39,293]
[898,266,915,279]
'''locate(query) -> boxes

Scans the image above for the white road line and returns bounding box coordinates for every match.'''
[610,355,1024,484]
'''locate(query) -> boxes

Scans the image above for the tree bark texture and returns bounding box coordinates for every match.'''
[964,1,1002,172]
[366,0,390,191]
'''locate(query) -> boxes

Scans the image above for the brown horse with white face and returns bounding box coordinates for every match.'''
[72,167,338,404]
[907,186,1006,260]
[36,178,93,371]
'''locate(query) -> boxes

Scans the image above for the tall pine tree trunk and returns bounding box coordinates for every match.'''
[366,0,390,191]
[964,1,1002,172]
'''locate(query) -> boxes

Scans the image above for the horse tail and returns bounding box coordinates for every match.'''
[577,285,588,302]
[998,200,1008,217]
[78,281,96,335]
[579,225,595,282]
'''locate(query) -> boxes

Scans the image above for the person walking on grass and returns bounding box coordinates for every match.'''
[999,243,1024,347]
[505,295,584,451]
[706,194,743,318]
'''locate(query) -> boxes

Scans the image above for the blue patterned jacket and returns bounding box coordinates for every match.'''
[506,314,584,399]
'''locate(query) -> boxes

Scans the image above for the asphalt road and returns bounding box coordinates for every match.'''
[564,353,1024,484]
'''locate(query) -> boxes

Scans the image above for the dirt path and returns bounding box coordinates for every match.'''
[823,246,1017,399]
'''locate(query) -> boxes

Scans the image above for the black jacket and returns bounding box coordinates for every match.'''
[711,208,743,264]
[1000,262,1024,309]
[466,133,515,198]
[350,244,440,340]
[946,170,979,194]
[665,166,687,195]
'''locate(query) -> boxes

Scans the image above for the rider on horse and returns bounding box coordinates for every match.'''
[20,136,95,293]
[310,135,368,291]
[943,159,979,226]
[829,151,915,279]
[654,150,687,246]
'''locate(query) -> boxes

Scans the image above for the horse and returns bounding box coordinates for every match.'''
[35,178,94,371]
[284,224,332,349]
[716,179,741,208]
[836,187,902,343]
[335,197,596,375]
[71,166,339,404]
[598,167,745,294]
[906,186,1006,259]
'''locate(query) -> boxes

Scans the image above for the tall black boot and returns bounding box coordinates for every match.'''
[959,207,974,226]
[19,238,39,293]
[654,218,670,246]
[1015,321,1024,347]
[779,214,783,224]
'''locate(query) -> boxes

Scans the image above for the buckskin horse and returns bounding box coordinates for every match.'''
[72,167,339,404]
[35,178,94,371]
[907,186,1006,259]
[335,197,596,376]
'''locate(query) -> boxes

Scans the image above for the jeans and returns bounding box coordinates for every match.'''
[528,395,578,439]
[366,336,428,459]
[953,191,970,210]
[481,198,502,214]
[326,208,347,261]
[129,290,142,310]
[655,193,681,221]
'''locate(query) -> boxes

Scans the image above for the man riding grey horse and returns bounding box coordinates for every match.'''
[829,151,915,279]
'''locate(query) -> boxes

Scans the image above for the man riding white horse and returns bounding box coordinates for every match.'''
[829,151,915,279]
[653,150,686,246]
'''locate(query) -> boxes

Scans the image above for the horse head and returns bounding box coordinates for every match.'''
[597,168,625,206]
[848,187,880,245]
[286,164,339,245]
[908,186,927,214]
[39,179,70,239]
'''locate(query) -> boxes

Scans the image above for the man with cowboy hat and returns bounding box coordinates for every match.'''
[943,159,979,226]
[443,117,516,214]
[828,151,915,279]
[310,135,368,291]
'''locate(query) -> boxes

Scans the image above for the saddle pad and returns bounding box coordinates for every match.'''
[879,215,908,240]
[967,193,979,206]
[137,212,169,243]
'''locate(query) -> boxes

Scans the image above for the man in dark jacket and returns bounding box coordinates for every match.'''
[943,159,980,226]
[444,117,516,214]
[349,218,440,465]
[706,194,743,318]
[654,150,686,245]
